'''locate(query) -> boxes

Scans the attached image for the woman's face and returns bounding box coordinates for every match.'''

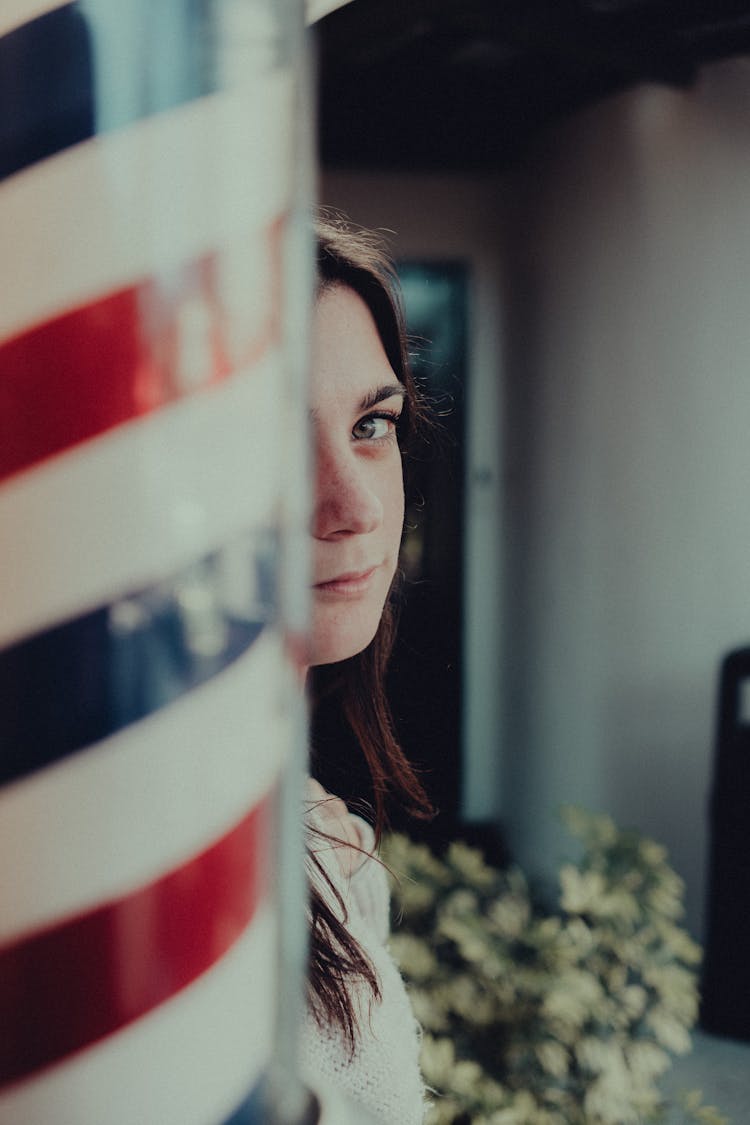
[309,283,405,666]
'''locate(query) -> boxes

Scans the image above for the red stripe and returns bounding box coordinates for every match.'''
[0,219,283,484]
[0,791,274,1090]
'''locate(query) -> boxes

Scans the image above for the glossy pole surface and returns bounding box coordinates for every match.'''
[0,3,308,1122]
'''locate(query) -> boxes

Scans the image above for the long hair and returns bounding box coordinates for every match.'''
[307,213,433,1048]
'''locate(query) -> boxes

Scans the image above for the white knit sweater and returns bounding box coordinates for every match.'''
[301,811,426,1125]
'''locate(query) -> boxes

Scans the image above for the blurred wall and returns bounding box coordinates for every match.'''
[322,54,750,937]
[502,56,750,938]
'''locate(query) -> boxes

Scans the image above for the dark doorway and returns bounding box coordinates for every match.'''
[387,261,468,842]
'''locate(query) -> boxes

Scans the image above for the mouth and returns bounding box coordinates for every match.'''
[313,567,378,596]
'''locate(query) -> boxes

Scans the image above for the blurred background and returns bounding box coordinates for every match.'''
[314,0,750,947]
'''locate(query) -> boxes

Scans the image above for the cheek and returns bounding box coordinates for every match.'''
[383,465,405,557]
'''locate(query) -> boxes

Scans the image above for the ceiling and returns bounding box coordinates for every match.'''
[317,0,750,170]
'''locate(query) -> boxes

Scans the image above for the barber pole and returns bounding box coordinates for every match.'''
[0,3,314,1123]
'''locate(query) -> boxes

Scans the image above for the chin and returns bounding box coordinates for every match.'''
[308,617,380,667]
[309,567,398,667]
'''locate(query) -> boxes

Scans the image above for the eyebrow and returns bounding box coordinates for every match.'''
[309,382,406,423]
[358,383,406,411]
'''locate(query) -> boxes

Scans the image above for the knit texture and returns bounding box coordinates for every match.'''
[301,810,426,1125]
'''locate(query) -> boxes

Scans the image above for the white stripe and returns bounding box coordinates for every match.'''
[306,0,356,24]
[0,629,289,944]
[0,349,286,651]
[0,0,68,40]
[0,902,277,1125]
[0,83,292,344]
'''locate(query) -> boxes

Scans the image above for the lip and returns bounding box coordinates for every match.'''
[313,566,378,595]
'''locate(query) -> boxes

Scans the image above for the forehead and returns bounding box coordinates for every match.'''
[310,284,401,403]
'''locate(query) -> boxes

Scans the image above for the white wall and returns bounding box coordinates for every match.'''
[502,58,750,937]
[319,172,507,822]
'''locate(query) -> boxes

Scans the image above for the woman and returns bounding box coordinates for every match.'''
[300,215,432,1124]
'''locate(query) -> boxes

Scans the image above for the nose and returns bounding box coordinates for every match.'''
[312,441,383,540]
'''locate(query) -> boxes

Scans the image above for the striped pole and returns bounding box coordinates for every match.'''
[0,3,309,1123]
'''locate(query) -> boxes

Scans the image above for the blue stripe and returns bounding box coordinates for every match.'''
[0,5,92,183]
[0,1,219,184]
[222,1084,266,1125]
[222,1076,318,1125]
[0,541,276,788]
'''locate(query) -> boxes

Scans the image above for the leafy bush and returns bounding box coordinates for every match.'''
[382,808,728,1125]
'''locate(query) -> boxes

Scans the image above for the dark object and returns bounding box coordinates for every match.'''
[318,0,750,171]
[701,645,750,1040]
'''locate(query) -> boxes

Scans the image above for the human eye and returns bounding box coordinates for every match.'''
[352,411,401,442]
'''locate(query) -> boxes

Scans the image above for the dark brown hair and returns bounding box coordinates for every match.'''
[307,212,433,1048]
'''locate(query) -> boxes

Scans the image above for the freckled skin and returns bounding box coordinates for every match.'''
[309,284,405,667]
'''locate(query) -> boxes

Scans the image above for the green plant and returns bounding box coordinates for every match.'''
[382,808,728,1125]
